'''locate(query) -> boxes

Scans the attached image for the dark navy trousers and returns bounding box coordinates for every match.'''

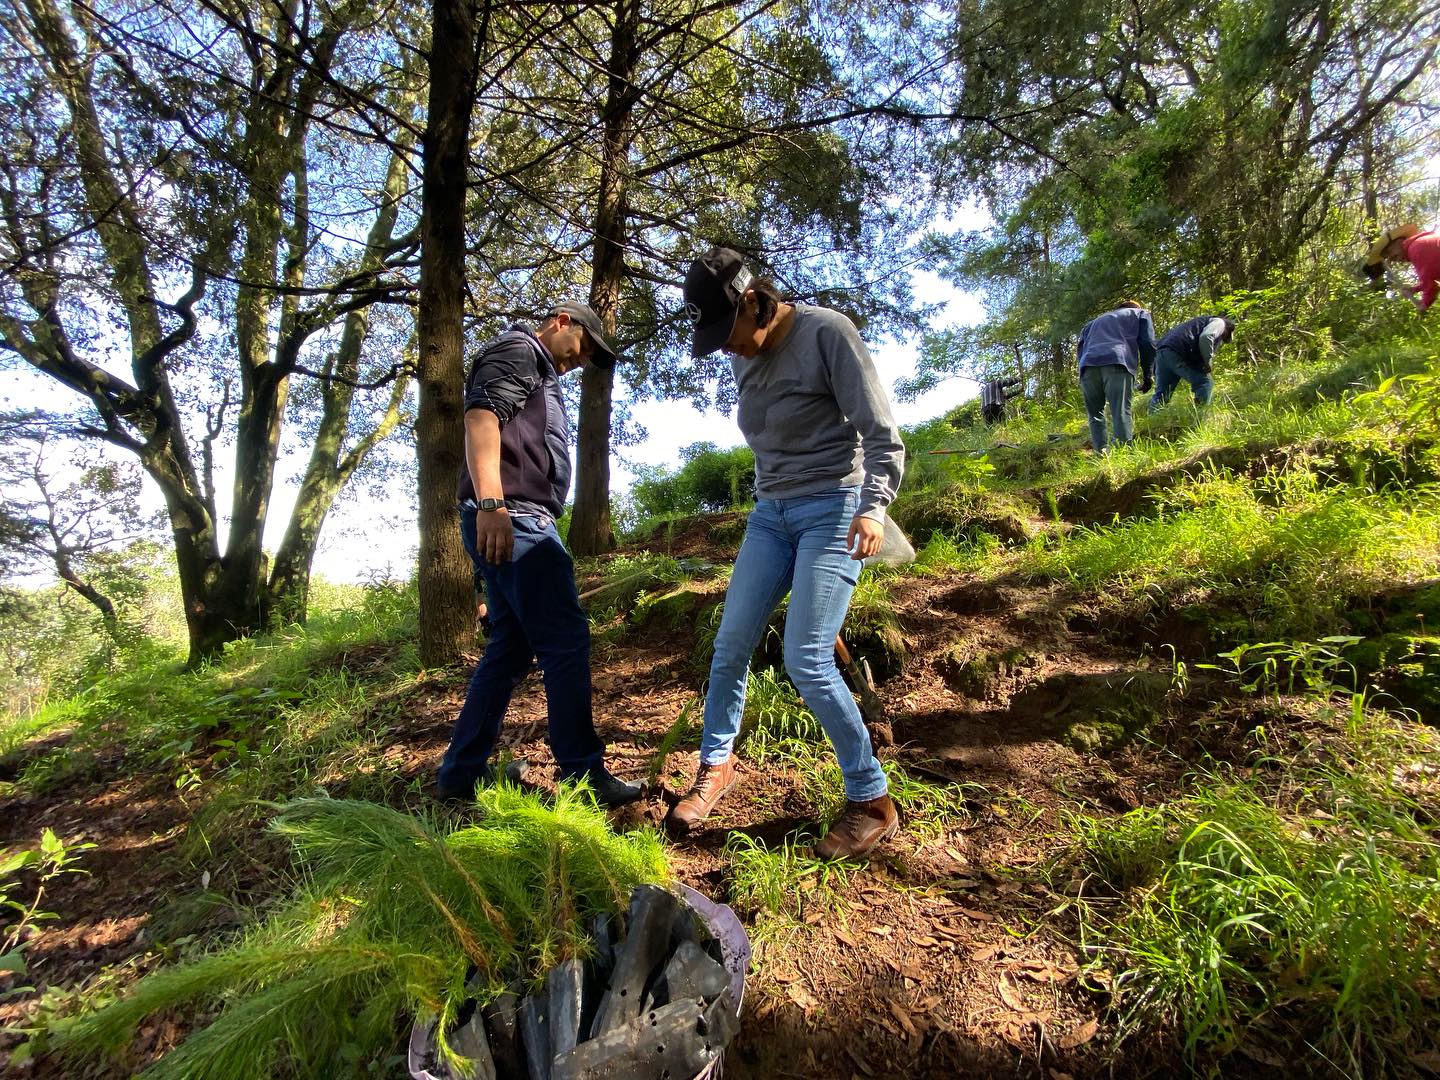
[437,505,605,793]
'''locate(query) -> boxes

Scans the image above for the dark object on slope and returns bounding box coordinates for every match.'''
[547,958,587,1062]
[589,884,685,1036]
[483,989,525,1077]
[520,992,552,1080]
[409,885,748,1080]
[551,998,729,1080]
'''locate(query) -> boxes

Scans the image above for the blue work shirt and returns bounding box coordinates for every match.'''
[1077,306,1157,377]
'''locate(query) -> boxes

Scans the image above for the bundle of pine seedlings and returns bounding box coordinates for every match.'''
[47,784,670,1080]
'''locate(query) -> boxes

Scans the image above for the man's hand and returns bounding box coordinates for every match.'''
[846,515,884,561]
[473,507,515,564]
[1138,371,1153,394]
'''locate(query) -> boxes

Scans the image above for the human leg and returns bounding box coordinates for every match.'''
[1104,364,1135,445]
[1186,362,1214,405]
[697,501,795,765]
[1151,348,1182,407]
[780,490,888,803]
[502,515,605,779]
[668,502,793,833]
[1079,366,1109,451]
[437,526,536,796]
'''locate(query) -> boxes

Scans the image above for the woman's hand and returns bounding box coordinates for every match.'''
[847,514,883,561]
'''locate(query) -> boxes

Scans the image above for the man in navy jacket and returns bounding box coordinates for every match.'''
[1151,315,1234,407]
[438,301,641,807]
[1076,301,1155,452]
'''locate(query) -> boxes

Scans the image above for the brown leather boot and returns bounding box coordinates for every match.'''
[666,755,739,836]
[813,794,899,860]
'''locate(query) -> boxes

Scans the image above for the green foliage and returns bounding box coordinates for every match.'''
[738,668,824,764]
[50,790,669,1079]
[1195,637,1363,699]
[0,542,185,719]
[723,831,853,928]
[627,443,756,525]
[1064,765,1440,1069]
[1,579,419,815]
[580,552,688,615]
[880,762,981,838]
[1024,461,1440,641]
[1,829,96,997]
[645,697,701,787]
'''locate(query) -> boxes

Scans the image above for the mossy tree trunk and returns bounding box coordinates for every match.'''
[415,0,487,665]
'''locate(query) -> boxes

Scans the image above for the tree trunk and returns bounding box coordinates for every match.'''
[569,0,640,557]
[415,0,483,666]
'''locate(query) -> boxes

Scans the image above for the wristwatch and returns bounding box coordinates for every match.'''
[477,497,505,512]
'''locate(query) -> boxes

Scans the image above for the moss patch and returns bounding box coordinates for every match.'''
[939,642,1045,698]
[891,487,1036,547]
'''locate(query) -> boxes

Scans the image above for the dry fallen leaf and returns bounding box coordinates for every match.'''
[1014,959,1077,984]
[887,999,918,1038]
[997,974,1026,1011]
[1056,1018,1099,1049]
[971,943,1005,962]
[833,929,857,948]
[868,925,894,936]
[958,906,995,921]
[787,984,820,1011]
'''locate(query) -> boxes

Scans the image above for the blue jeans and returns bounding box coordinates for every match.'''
[1080,363,1134,451]
[700,488,888,802]
[1150,347,1212,407]
[438,506,604,793]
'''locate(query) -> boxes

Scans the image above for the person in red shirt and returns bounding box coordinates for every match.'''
[1364,223,1440,312]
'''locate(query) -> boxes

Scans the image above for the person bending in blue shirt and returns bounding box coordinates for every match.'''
[1076,301,1156,452]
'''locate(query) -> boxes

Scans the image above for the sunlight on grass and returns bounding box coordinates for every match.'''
[1062,724,1440,1072]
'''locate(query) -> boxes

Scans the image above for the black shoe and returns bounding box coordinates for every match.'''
[564,766,643,807]
[436,759,530,803]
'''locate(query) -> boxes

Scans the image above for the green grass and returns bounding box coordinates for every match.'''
[723,830,854,931]
[1023,463,1440,640]
[1062,733,1440,1073]
[737,668,825,764]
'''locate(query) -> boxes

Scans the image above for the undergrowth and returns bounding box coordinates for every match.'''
[1062,707,1440,1075]
[44,785,669,1079]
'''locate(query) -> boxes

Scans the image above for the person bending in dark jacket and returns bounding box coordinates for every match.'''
[437,301,641,807]
[1150,315,1234,408]
[980,377,1023,425]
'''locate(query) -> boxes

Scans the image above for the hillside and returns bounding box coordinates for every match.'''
[2,316,1438,1079]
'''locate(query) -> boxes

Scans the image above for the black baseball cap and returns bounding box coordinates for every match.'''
[554,301,617,369]
[683,247,754,357]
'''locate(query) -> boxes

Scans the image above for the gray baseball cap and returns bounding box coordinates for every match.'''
[554,301,618,368]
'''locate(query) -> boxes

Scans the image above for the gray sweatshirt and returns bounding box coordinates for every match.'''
[730,305,904,521]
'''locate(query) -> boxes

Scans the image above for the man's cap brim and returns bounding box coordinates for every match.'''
[691,310,737,358]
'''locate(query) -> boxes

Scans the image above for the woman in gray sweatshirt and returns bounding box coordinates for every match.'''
[666,246,905,860]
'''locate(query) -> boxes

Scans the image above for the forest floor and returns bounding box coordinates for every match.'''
[0,509,1322,1080]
